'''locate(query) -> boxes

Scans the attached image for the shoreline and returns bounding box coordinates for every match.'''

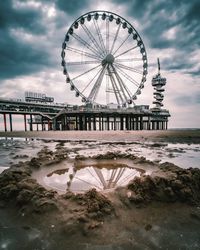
[0,129,200,143]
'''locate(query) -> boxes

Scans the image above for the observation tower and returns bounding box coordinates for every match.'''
[150,59,170,130]
[152,58,166,109]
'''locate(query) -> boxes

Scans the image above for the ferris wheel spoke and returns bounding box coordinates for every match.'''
[115,168,126,183]
[110,23,121,54]
[93,19,107,56]
[71,63,102,81]
[111,65,132,100]
[118,171,138,186]
[81,23,105,58]
[81,67,102,94]
[115,58,142,63]
[113,34,131,56]
[112,71,129,102]
[114,62,143,75]
[115,64,140,87]
[72,33,102,59]
[93,168,107,189]
[107,66,123,105]
[88,65,107,102]
[106,18,110,53]
[106,69,109,104]
[66,60,100,66]
[115,45,138,59]
[86,168,103,187]
[66,46,100,60]
[74,176,102,190]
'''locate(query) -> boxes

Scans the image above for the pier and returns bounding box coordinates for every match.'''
[0,98,170,132]
[55,105,169,131]
[0,97,65,132]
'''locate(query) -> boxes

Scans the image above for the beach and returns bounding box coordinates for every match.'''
[0,130,200,249]
[1,129,200,143]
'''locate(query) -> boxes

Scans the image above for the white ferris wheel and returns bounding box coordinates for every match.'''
[61,11,148,107]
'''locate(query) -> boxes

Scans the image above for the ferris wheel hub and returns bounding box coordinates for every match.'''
[102,53,115,66]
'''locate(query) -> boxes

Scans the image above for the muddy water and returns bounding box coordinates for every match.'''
[33,159,154,194]
[0,138,199,172]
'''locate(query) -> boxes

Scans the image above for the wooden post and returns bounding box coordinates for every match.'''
[24,114,27,131]
[88,116,91,131]
[140,116,143,130]
[114,116,116,130]
[93,116,96,131]
[3,114,7,132]
[9,114,13,132]
[147,116,150,130]
[30,114,33,131]
[107,116,110,130]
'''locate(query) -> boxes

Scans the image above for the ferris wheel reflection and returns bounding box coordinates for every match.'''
[66,164,144,193]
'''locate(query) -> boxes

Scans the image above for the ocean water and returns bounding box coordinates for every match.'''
[0,137,199,173]
[0,137,199,194]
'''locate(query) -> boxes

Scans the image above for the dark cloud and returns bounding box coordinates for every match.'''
[0,0,53,80]
[0,0,91,81]
[112,0,200,62]
[0,30,51,80]
[163,57,195,71]
[0,0,44,34]
[55,0,88,14]
[0,0,199,81]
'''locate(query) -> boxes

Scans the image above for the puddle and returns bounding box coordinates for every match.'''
[33,159,150,194]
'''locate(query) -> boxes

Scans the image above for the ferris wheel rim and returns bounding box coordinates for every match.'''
[61,10,148,107]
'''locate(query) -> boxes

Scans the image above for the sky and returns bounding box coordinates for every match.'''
[0,0,200,129]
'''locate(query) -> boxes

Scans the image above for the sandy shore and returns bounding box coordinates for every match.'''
[0,129,200,143]
[0,130,200,249]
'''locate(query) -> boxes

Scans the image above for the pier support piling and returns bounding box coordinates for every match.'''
[9,114,13,132]
[3,114,7,132]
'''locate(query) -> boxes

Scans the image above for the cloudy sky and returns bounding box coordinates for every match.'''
[0,0,199,129]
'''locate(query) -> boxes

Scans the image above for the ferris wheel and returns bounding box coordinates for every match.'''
[61,11,148,107]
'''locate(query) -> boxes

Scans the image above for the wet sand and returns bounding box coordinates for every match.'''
[1,129,200,143]
[0,130,200,249]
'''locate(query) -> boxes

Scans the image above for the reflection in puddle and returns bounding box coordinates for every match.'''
[44,162,144,193]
